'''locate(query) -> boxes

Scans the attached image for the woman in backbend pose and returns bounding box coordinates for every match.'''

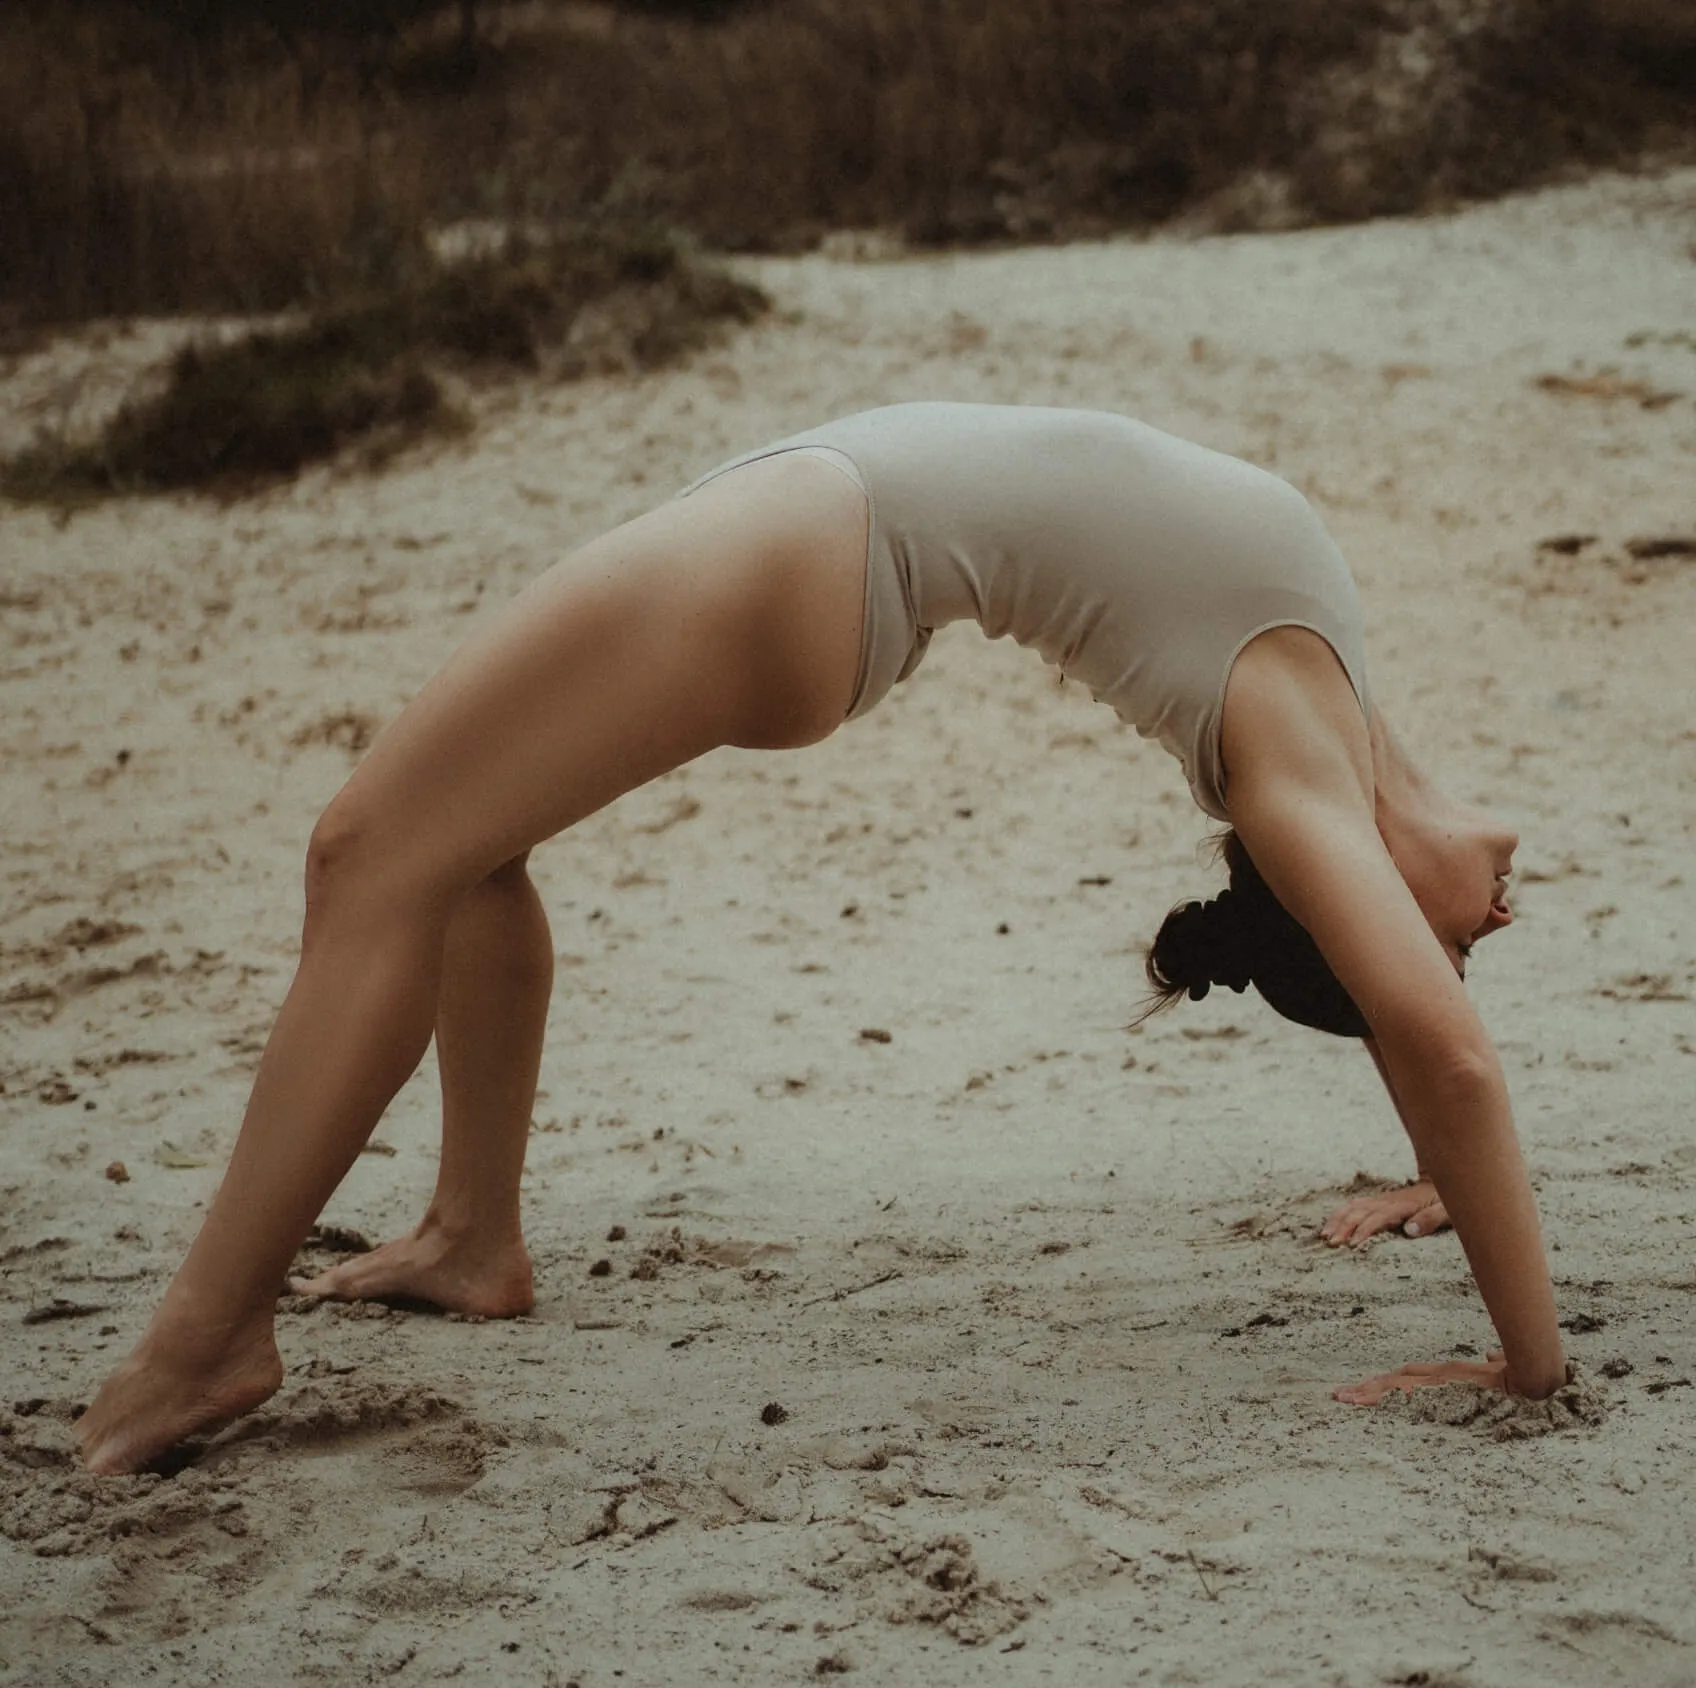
[76,403,1563,1474]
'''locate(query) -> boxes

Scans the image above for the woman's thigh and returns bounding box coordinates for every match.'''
[318,457,866,901]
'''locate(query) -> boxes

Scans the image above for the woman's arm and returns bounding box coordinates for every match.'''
[1319,1042,1450,1246]
[1223,692,1564,1400]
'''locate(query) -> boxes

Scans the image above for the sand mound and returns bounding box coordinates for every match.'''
[1391,1363,1612,1440]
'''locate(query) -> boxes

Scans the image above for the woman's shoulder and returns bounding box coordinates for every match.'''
[1220,627,1376,817]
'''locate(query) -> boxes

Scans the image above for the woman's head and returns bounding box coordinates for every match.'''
[1143,711,1523,1035]
[1378,792,1517,976]
[1142,832,1371,1037]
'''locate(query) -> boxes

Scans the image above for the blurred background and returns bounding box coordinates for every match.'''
[5,0,1694,320]
[1,0,1691,491]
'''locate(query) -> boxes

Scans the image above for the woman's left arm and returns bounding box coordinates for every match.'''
[1228,772,1565,1402]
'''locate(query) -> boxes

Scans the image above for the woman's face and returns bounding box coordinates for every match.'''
[1400,803,1519,977]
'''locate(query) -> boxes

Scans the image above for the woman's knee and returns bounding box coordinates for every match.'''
[304,792,411,924]
[451,855,553,982]
[481,850,533,890]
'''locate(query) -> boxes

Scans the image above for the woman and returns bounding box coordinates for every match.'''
[75,403,1565,1475]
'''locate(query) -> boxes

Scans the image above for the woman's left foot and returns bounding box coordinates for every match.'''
[289,1225,534,1318]
[78,1321,284,1474]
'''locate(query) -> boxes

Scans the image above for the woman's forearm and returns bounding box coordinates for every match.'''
[1381,1045,1565,1396]
[1364,1039,1441,1194]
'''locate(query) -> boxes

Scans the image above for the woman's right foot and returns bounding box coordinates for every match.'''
[76,1324,284,1475]
[288,1225,534,1319]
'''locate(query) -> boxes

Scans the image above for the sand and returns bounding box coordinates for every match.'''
[2,167,1694,1687]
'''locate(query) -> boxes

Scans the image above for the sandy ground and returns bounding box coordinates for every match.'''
[1,167,1694,1688]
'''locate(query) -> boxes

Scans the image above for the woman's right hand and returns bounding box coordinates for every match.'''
[1321,1176,1450,1247]
[1333,1350,1507,1405]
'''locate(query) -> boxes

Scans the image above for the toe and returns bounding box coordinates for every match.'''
[287,1266,353,1299]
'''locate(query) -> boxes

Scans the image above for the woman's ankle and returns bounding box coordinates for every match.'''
[416,1204,527,1257]
[143,1282,279,1366]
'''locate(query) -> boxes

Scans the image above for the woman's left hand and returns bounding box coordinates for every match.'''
[1333,1350,1506,1405]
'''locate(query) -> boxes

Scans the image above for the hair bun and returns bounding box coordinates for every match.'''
[1155,893,1254,1002]
[1137,830,1370,1038]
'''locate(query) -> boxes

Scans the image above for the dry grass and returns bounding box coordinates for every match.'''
[1,0,1691,326]
[562,0,1696,243]
[0,13,434,324]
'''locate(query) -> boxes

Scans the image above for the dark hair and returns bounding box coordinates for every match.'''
[1141,831,1370,1038]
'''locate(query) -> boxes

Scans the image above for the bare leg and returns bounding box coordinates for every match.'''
[289,855,552,1315]
[72,878,462,1474]
[73,456,867,1474]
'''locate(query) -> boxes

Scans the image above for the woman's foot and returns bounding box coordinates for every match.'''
[288,1223,534,1318]
[77,1322,284,1475]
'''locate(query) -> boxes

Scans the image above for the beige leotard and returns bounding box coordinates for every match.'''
[682,402,1370,820]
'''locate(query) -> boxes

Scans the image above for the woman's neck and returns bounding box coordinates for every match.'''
[1370,710,1437,835]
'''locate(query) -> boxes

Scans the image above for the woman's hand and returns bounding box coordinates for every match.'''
[1334,1351,1507,1405]
[1320,1176,1450,1247]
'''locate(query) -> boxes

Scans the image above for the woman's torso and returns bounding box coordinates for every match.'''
[685,402,1371,818]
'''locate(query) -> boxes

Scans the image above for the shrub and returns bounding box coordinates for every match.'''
[0,229,767,500]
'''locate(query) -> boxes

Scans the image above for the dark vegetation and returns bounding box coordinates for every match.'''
[1,0,1692,495]
[0,226,764,500]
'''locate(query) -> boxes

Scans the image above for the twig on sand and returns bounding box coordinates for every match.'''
[1186,1549,1219,1602]
[801,1269,902,1309]
[22,1298,108,1325]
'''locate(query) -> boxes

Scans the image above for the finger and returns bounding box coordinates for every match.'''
[1333,1374,1416,1405]
[1334,1361,1457,1404]
[1347,1205,1403,1247]
[1321,1206,1365,1245]
[1332,1377,1386,1404]
[1324,1196,1372,1227]
[1348,1192,1429,1246]
[1402,1196,1450,1239]
[1334,1374,1393,1405]
[1325,1194,1403,1244]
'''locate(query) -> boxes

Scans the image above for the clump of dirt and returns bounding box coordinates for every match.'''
[1394,1362,1610,1440]
[885,1531,1029,1645]
[803,1520,1028,1646]
[628,1226,794,1280]
[301,1223,375,1255]
[288,710,381,757]
[629,1227,691,1280]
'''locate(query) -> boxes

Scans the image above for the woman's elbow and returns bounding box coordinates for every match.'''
[1378,1027,1505,1109]
[1426,1041,1503,1095]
